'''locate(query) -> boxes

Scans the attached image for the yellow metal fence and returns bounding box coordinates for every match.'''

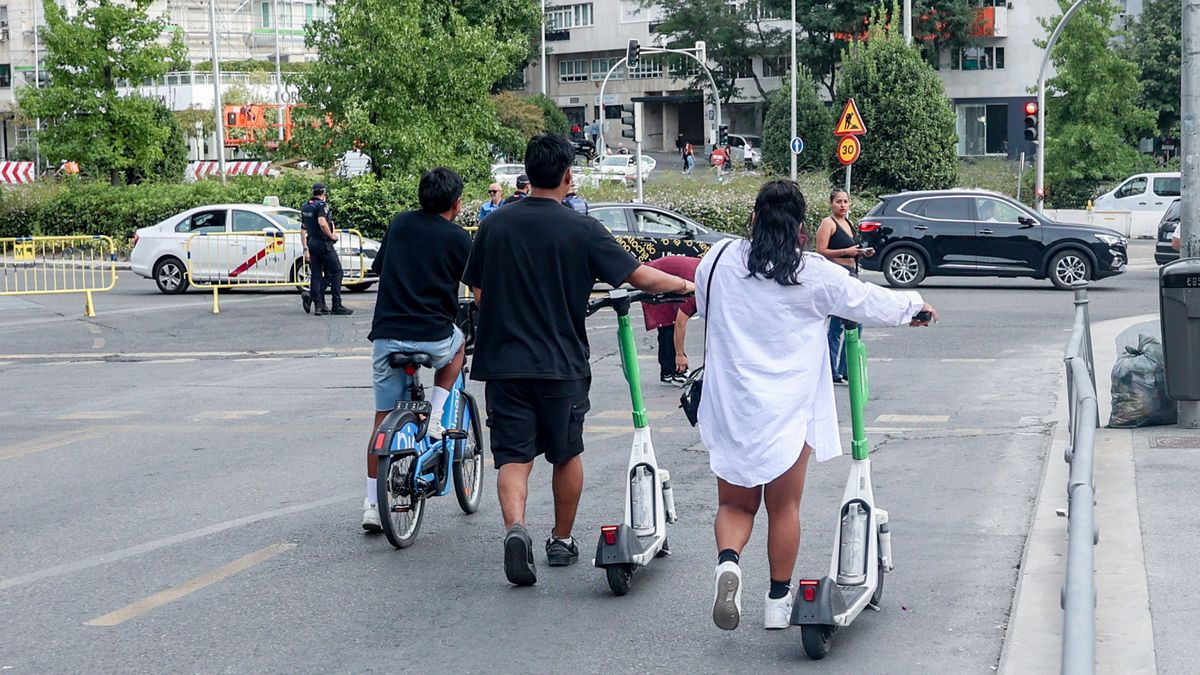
[185,229,368,314]
[0,235,118,316]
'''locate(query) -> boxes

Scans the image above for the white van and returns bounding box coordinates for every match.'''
[1092,172,1180,212]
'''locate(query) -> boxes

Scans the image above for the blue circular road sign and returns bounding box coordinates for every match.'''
[790,137,805,154]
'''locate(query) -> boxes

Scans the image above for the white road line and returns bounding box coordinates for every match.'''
[85,543,296,627]
[136,358,198,365]
[940,358,996,363]
[0,493,355,593]
[875,414,950,423]
[57,411,140,420]
[0,430,100,462]
[0,295,281,330]
[0,347,373,361]
[194,411,270,420]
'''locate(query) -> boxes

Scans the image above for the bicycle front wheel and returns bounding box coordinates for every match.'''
[377,454,425,549]
[453,400,484,514]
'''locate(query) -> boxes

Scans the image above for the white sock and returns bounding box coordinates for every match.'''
[430,386,450,424]
[554,535,574,546]
[366,477,376,505]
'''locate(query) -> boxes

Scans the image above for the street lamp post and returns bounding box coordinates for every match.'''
[208,0,226,183]
[790,0,797,181]
[32,0,41,179]
[1180,0,1200,427]
[541,0,547,96]
[273,0,284,142]
[1034,0,1088,213]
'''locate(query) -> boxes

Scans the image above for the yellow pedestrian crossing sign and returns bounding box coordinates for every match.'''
[834,98,867,136]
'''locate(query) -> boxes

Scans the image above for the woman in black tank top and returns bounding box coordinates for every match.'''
[815,190,875,383]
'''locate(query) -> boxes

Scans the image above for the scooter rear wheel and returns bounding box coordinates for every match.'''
[801,624,834,660]
[871,559,885,606]
[605,564,634,596]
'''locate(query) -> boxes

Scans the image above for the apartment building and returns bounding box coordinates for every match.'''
[0,0,321,160]
[528,0,1147,159]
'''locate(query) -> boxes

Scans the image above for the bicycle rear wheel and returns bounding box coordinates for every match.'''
[452,399,484,514]
[377,454,425,549]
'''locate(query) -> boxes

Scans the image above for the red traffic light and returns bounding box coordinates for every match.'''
[1024,101,1038,116]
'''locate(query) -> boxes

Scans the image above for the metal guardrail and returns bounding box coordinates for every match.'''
[1062,282,1099,675]
[185,229,368,314]
[0,235,118,316]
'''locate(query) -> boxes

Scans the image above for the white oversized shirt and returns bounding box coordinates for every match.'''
[695,240,924,487]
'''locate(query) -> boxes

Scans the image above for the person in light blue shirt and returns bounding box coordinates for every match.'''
[478,182,504,221]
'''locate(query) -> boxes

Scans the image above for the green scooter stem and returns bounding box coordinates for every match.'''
[615,313,649,429]
[845,327,870,461]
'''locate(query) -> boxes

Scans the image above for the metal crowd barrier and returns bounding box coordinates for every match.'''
[185,229,368,314]
[1062,282,1099,675]
[0,235,117,316]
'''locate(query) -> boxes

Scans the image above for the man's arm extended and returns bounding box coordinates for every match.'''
[625,264,695,295]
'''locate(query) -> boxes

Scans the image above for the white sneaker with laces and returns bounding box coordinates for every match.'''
[764,587,794,630]
[361,498,382,533]
[425,415,445,441]
[712,561,742,630]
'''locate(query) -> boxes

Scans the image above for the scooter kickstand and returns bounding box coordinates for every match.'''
[866,602,881,612]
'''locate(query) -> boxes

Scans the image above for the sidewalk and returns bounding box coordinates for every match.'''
[1001,312,1166,674]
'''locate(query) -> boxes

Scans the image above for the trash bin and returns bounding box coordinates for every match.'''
[1159,258,1200,400]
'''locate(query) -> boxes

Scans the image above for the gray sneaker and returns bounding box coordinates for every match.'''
[504,524,537,586]
[545,536,579,567]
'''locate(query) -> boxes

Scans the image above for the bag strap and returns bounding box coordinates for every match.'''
[701,239,735,358]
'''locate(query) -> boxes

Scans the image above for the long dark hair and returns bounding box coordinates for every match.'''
[746,180,808,286]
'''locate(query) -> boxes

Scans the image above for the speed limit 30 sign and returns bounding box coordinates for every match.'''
[837,136,861,166]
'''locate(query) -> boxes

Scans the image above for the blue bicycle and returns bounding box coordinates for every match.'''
[370,307,484,549]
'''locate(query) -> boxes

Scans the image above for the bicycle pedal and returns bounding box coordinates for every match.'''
[388,505,412,513]
[442,429,468,440]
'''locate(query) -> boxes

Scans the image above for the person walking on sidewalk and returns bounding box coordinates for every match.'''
[815,189,873,383]
[696,180,936,631]
[644,255,700,384]
[463,132,695,587]
[301,183,353,316]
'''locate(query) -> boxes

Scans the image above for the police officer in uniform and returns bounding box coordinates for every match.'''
[300,183,353,316]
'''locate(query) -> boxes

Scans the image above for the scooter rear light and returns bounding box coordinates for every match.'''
[799,579,819,602]
[858,221,881,233]
[403,366,417,376]
[374,432,387,450]
[601,525,619,546]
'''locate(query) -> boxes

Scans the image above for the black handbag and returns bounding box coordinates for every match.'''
[679,240,733,427]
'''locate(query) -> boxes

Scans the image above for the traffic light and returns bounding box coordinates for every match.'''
[1023,101,1039,142]
[621,102,643,144]
[626,39,640,70]
[718,124,729,146]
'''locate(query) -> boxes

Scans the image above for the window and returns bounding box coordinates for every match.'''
[761,56,789,78]
[956,104,1008,156]
[952,46,1005,70]
[922,198,970,221]
[592,208,630,234]
[628,57,663,80]
[261,1,270,27]
[559,59,588,83]
[176,210,227,233]
[973,198,1026,223]
[591,57,624,81]
[545,3,593,30]
[1153,177,1181,197]
[232,210,274,233]
[14,125,35,146]
[0,64,10,89]
[669,57,699,79]
[635,210,691,236]
[726,58,753,80]
[1115,177,1147,199]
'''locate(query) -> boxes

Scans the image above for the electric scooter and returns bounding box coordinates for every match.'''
[587,289,685,596]
[791,327,894,659]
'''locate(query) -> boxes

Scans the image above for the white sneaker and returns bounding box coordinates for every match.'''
[764,587,795,629]
[712,561,742,630]
[425,415,445,441]
[361,498,382,533]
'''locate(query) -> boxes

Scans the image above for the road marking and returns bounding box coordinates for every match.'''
[875,414,950,423]
[58,411,139,420]
[195,410,269,420]
[940,358,996,363]
[0,493,353,593]
[867,357,893,362]
[584,424,635,433]
[593,410,670,420]
[85,543,295,627]
[137,358,197,365]
[0,347,374,361]
[0,430,99,462]
[91,338,105,349]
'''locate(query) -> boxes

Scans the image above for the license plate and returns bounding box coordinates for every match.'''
[395,400,432,414]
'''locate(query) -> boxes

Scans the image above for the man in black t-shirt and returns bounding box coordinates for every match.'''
[359,168,474,533]
[463,133,695,586]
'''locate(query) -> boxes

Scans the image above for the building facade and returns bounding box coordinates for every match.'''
[527,0,1145,159]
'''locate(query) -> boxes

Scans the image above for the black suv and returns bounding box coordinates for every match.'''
[1155,199,1180,265]
[859,190,1128,290]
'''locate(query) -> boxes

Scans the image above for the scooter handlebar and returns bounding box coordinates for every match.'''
[586,289,693,316]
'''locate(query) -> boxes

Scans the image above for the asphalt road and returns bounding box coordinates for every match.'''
[0,242,1161,672]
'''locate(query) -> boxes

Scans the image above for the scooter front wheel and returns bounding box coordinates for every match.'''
[605,564,634,596]
[801,624,834,660]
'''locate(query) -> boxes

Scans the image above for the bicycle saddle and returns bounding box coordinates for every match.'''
[387,352,434,369]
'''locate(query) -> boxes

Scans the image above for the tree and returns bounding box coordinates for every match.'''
[761,66,832,175]
[1123,0,1180,139]
[836,4,957,192]
[528,93,571,136]
[17,0,187,185]
[493,92,546,159]
[1040,0,1156,206]
[292,0,539,180]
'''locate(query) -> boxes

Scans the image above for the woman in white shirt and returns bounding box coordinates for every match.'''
[696,180,937,631]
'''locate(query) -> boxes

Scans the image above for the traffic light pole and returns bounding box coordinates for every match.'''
[1181,0,1200,427]
[1034,0,1088,213]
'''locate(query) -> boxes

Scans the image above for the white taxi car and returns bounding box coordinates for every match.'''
[130,203,381,294]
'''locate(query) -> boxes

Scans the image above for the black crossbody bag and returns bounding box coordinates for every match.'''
[679,240,733,426]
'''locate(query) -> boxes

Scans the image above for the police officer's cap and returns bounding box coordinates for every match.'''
[312,182,327,196]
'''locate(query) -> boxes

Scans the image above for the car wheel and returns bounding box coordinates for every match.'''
[1048,249,1092,290]
[882,248,926,288]
[153,257,189,294]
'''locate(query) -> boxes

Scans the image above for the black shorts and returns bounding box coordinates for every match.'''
[484,378,590,467]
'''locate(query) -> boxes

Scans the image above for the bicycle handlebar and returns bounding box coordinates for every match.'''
[586,289,693,317]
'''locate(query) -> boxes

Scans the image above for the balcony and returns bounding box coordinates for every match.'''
[972,6,1008,38]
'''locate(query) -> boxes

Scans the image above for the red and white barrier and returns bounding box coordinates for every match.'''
[187,161,272,180]
[0,161,35,185]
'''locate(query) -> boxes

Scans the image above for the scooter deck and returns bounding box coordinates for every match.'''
[594,524,665,568]
[792,577,875,627]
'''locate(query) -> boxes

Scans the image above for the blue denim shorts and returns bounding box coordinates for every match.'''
[372,326,464,411]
